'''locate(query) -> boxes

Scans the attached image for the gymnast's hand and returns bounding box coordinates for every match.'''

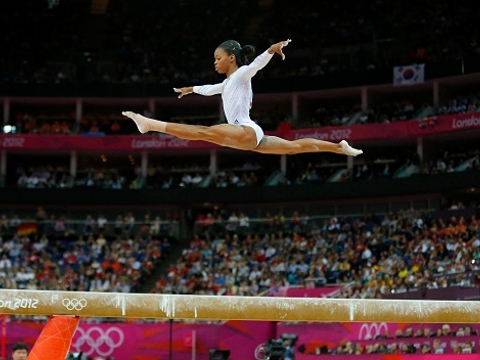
[173,87,194,99]
[268,39,292,60]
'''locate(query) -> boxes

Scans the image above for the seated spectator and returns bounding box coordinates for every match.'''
[374,331,390,340]
[404,327,414,338]
[420,344,431,354]
[110,121,121,133]
[414,328,424,338]
[453,343,463,354]
[402,344,417,354]
[464,325,477,335]
[423,327,434,337]
[389,343,399,354]
[432,339,444,354]
[441,324,452,336]
[462,341,474,354]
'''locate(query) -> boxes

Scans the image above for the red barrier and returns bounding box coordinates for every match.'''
[0,112,479,151]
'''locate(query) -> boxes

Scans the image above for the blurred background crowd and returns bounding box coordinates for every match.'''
[1,0,480,358]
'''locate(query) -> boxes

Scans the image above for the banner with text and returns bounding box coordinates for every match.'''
[0,112,479,151]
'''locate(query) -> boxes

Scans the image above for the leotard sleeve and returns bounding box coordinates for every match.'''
[237,50,274,81]
[193,83,224,96]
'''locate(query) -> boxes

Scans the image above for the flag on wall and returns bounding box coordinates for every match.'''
[17,222,38,236]
[393,64,425,86]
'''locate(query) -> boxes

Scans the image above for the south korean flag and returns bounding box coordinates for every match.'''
[393,64,425,86]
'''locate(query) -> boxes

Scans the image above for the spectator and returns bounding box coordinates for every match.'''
[432,339,444,354]
[414,328,424,338]
[404,328,414,338]
[463,341,474,354]
[420,344,431,354]
[465,325,477,335]
[441,324,452,336]
[453,343,463,354]
[11,342,28,360]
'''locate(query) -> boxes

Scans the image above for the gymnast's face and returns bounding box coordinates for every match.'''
[214,47,235,75]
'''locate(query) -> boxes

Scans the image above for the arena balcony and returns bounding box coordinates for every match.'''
[0,70,479,209]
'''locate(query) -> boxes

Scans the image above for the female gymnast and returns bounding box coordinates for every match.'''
[122,39,363,157]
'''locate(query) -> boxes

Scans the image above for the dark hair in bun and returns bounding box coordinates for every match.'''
[218,40,256,66]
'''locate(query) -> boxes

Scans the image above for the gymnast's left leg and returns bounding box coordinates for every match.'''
[253,135,363,156]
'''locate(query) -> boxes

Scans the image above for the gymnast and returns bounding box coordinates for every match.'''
[123,39,362,157]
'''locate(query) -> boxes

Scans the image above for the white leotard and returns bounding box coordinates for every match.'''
[193,50,274,146]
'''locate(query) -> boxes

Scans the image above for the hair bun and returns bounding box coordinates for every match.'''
[242,45,255,57]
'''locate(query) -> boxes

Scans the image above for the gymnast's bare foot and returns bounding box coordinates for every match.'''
[340,140,363,157]
[122,111,151,134]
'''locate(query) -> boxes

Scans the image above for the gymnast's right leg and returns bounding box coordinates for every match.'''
[122,111,258,150]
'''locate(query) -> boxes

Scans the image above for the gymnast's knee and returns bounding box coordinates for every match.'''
[201,128,220,142]
[286,143,303,155]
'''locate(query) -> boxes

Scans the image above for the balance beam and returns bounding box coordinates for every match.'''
[0,289,478,322]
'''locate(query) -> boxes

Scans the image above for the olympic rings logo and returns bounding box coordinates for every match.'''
[62,298,88,311]
[358,322,388,340]
[73,326,124,357]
